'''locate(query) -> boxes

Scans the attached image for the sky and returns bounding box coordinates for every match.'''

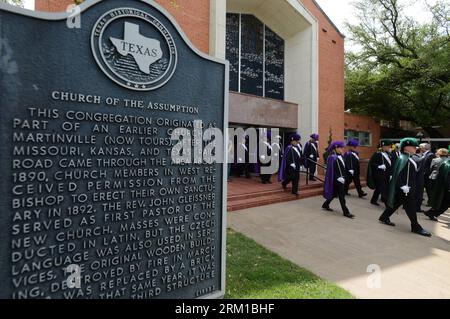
[23,0,34,10]
[20,0,438,51]
[315,0,437,50]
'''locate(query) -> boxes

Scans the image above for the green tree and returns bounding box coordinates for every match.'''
[0,0,23,6]
[345,0,450,137]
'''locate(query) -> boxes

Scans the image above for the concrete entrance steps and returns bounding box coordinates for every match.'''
[227,184,323,212]
[227,175,324,211]
[226,176,367,212]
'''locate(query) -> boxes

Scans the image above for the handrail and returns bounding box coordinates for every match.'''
[300,171,325,184]
[304,158,327,186]
[306,158,327,170]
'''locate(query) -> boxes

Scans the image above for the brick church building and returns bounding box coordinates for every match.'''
[35,0,380,159]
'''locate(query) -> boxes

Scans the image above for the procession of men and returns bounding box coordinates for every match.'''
[229,132,450,238]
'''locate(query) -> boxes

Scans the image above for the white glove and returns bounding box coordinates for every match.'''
[310,155,314,159]
[378,164,387,171]
[274,153,278,157]
[400,185,410,195]
[290,163,296,169]
[349,170,355,176]
[337,177,345,184]
[238,158,243,163]
[260,155,266,160]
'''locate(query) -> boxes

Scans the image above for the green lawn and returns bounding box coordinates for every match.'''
[225,228,354,299]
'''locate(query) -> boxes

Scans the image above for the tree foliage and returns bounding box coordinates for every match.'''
[0,0,23,6]
[345,0,450,136]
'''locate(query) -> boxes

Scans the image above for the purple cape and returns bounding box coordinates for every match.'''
[323,154,337,200]
[278,145,292,182]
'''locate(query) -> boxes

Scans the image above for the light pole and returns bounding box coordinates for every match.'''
[416,131,424,144]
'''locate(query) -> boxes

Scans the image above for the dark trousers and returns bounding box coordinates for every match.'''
[282,169,299,194]
[323,182,350,215]
[261,173,271,183]
[379,192,422,231]
[428,193,450,217]
[416,180,425,211]
[345,173,364,196]
[308,163,317,180]
[425,178,433,206]
[236,163,251,178]
[371,174,388,204]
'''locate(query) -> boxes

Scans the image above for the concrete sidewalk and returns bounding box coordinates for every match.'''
[228,189,450,299]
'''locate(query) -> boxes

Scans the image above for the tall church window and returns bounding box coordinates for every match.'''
[226,14,285,101]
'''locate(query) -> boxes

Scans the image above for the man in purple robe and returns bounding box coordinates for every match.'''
[322,141,355,219]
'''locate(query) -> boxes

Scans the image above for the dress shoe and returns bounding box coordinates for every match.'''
[379,218,396,227]
[359,192,368,198]
[424,212,438,221]
[371,201,380,206]
[417,209,425,213]
[344,213,355,219]
[412,228,432,237]
[282,184,287,191]
[345,193,350,196]
[322,205,333,212]
[292,192,300,197]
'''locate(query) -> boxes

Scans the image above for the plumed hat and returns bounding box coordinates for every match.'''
[380,140,393,147]
[400,138,419,151]
[290,133,301,141]
[347,139,359,147]
[328,141,345,152]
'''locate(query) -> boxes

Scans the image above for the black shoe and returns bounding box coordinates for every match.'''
[417,209,425,213]
[292,192,300,196]
[371,201,380,206]
[345,193,350,196]
[359,192,368,198]
[309,177,316,181]
[282,184,287,191]
[322,205,333,212]
[424,211,438,222]
[412,228,432,237]
[262,181,267,184]
[344,213,355,219]
[267,181,273,184]
[379,218,396,227]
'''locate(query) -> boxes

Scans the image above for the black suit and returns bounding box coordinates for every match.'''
[414,151,435,211]
[423,151,436,206]
[259,142,272,183]
[392,150,402,165]
[344,151,365,196]
[304,141,319,180]
[282,145,302,194]
[370,152,393,204]
[235,142,251,178]
[323,155,351,215]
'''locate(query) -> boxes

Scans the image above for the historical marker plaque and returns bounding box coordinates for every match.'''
[0,0,228,299]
